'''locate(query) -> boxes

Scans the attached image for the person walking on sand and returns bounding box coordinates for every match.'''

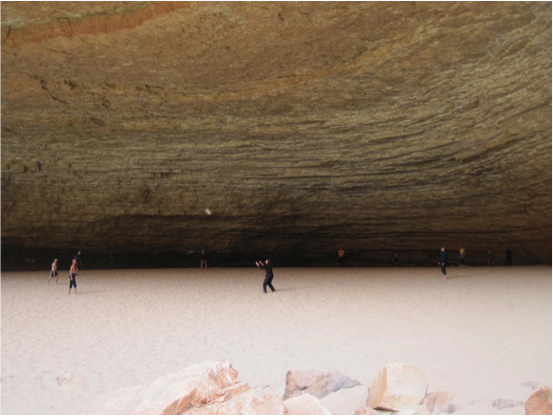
[394,250,399,266]
[200,249,208,269]
[459,245,466,264]
[47,259,59,285]
[338,248,345,267]
[439,246,448,280]
[256,259,276,293]
[505,248,513,266]
[68,259,78,295]
[488,247,495,266]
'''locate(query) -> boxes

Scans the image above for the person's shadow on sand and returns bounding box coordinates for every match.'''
[445,275,473,279]
[71,290,106,295]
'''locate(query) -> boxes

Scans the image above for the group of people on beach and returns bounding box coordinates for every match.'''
[337,246,514,268]
[337,245,515,281]
[47,246,515,295]
[439,246,513,280]
[47,251,82,295]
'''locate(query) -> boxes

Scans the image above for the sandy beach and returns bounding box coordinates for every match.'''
[1,266,551,415]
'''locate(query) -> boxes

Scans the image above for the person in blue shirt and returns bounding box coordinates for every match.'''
[256,259,276,293]
[439,246,448,280]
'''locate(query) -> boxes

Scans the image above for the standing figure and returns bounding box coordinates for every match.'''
[338,248,345,267]
[394,251,399,266]
[488,247,495,266]
[200,249,208,270]
[505,249,513,266]
[75,251,82,272]
[47,259,59,285]
[459,245,466,264]
[439,246,448,280]
[256,259,276,293]
[68,259,78,295]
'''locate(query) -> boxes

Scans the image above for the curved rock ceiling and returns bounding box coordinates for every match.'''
[1,2,551,268]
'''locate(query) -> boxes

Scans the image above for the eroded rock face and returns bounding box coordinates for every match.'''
[1,2,551,269]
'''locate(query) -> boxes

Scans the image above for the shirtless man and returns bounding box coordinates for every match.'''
[47,259,59,285]
[69,259,78,295]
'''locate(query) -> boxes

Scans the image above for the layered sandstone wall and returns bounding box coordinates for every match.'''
[1,2,551,269]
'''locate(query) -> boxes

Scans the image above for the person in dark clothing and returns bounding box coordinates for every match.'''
[439,246,448,280]
[69,259,78,295]
[505,249,513,266]
[200,249,208,269]
[488,247,495,266]
[256,259,276,293]
[394,251,399,266]
[338,248,345,267]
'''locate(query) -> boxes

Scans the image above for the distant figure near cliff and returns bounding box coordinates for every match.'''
[488,247,495,266]
[338,248,345,267]
[459,245,466,264]
[200,249,208,269]
[75,251,82,272]
[439,247,448,280]
[505,249,513,266]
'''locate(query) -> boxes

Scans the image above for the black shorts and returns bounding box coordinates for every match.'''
[69,274,77,288]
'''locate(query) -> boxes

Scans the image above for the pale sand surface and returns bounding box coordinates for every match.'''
[1,266,551,415]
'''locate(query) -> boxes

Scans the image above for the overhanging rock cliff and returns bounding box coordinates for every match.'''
[1,2,551,268]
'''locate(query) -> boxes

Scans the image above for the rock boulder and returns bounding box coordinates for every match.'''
[81,361,240,415]
[283,369,362,400]
[525,386,552,415]
[184,387,285,415]
[367,363,429,412]
[284,394,331,415]
[426,391,453,415]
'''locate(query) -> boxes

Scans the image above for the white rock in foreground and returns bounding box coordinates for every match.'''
[185,385,285,415]
[426,391,453,414]
[367,363,429,412]
[81,361,239,415]
[284,394,331,415]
